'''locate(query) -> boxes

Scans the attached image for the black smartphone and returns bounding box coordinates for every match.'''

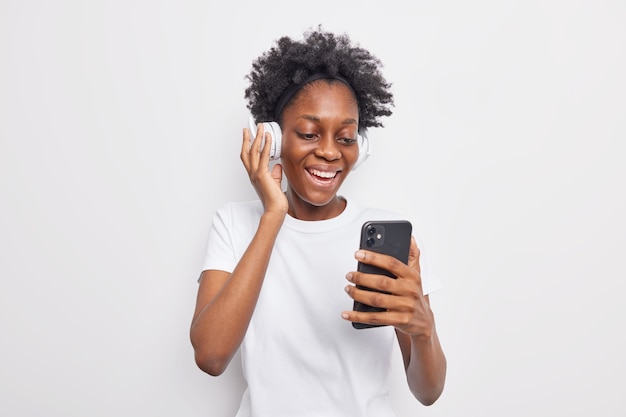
[352,220,412,329]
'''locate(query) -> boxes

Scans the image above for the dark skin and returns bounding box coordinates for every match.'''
[190,80,446,405]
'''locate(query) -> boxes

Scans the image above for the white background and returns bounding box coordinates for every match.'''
[1,1,625,416]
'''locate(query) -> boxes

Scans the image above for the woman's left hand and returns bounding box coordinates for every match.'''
[342,237,435,338]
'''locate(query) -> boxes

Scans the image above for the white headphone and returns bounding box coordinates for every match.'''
[248,115,371,171]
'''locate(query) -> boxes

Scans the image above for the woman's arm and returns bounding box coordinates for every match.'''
[395,298,447,405]
[190,211,284,376]
[190,126,288,376]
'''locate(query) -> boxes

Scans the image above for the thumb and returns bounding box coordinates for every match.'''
[408,236,421,273]
[271,163,283,186]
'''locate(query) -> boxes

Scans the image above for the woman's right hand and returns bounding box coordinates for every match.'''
[241,124,288,216]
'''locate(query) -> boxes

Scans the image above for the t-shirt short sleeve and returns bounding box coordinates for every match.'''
[201,206,238,274]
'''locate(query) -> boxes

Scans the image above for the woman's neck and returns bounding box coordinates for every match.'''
[286,192,346,221]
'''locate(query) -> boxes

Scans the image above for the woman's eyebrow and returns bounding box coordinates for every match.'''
[299,114,320,122]
[298,115,357,125]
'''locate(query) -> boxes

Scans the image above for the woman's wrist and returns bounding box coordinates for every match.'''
[260,209,287,226]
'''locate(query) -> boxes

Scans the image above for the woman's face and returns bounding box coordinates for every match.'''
[279,80,360,219]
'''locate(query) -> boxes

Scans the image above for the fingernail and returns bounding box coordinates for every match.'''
[355,250,365,260]
[344,285,350,293]
[346,272,353,282]
[341,312,350,319]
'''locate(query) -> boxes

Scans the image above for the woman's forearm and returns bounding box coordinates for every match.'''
[405,328,447,405]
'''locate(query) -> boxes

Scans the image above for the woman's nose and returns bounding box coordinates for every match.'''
[314,136,341,160]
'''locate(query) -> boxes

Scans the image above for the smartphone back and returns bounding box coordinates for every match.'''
[353,220,412,329]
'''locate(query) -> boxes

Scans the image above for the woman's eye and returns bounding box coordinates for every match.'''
[339,137,357,145]
[297,132,317,140]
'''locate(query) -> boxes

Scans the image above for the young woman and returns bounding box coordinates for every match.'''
[190,27,446,416]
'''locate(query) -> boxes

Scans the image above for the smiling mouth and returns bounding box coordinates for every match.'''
[307,168,338,179]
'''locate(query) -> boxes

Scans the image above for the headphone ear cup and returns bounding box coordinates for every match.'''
[352,129,371,171]
[264,122,282,160]
[248,115,282,160]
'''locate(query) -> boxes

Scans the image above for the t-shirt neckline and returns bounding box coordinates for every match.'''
[282,196,359,233]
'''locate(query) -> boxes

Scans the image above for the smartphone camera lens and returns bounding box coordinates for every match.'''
[366,237,375,247]
[367,226,376,236]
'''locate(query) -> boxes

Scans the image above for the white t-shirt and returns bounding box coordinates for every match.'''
[201,198,441,417]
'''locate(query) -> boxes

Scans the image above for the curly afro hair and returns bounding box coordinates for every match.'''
[244,26,394,131]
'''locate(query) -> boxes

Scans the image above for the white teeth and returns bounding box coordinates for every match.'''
[309,168,337,179]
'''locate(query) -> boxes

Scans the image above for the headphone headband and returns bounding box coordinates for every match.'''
[273,72,356,121]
